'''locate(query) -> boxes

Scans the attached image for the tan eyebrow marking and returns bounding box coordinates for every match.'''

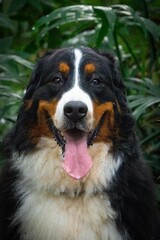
[59,62,70,75]
[84,63,96,74]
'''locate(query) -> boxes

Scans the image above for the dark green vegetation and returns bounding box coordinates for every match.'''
[0,0,160,202]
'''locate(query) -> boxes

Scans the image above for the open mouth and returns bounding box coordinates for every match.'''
[45,111,107,150]
[45,111,107,180]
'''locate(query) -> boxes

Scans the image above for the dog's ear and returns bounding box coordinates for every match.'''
[24,51,54,100]
[100,53,135,141]
[111,65,129,113]
[100,51,129,113]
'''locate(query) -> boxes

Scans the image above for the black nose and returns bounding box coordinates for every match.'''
[64,101,88,122]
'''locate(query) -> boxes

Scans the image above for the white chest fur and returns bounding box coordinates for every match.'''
[12,139,122,240]
[18,192,122,240]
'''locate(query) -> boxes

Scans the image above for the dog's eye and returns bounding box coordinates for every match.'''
[50,77,63,86]
[90,79,104,87]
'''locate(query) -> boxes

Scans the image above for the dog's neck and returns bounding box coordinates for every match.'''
[12,138,121,198]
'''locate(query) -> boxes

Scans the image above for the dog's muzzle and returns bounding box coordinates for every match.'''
[45,109,107,180]
[64,101,88,122]
[63,101,88,131]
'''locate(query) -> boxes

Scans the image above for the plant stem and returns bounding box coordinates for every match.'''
[141,0,157,74]
[118,32,142,72]
[113,30,124,77]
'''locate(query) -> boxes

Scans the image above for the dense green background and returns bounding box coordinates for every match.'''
[0,0,160,202]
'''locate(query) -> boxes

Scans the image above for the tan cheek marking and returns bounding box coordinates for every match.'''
[93,102,115,143]
[29,100,58,142]
[59,62,70,75]
[85,63,96,74]
[38,100,58,116]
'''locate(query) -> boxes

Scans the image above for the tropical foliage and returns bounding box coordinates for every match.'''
[0,0,160,201]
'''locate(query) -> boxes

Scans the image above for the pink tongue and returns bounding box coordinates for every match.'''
[62,133,93,180]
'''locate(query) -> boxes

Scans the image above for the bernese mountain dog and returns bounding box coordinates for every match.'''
[0,47,159,240]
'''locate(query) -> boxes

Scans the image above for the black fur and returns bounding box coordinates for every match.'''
[0,47,159,240]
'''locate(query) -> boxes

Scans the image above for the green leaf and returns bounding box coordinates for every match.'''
[8,0,27,14]
[0,76,21,84]
[130,97,160,119]
[141,130,160,145]
[0,54,34,69]
[28,0,43,11]
[0,13,14,31]
[0,92,22,99]
[126,78,160,97]
[33,5,96,39]
[96,22,108,47]
[93,6,116,48]
[0,101,20,118]
[0,37,13,52]
[136,16,159,41]
[34,5,94,29]
[94,6,116,31]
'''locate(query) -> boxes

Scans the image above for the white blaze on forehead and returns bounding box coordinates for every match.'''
[54,48,93,130]
[74,48,82,86]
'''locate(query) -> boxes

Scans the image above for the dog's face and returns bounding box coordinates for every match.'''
[13,47,130,182]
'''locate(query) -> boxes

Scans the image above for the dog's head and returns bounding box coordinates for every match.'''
[8,47,134,180]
